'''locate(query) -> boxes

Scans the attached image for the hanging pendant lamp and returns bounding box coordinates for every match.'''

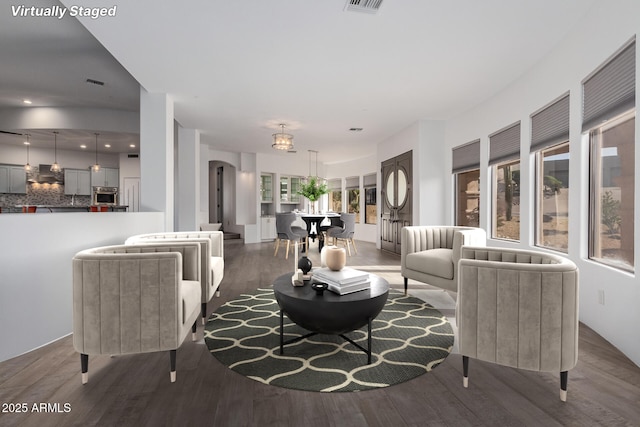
[24,134,31,171]
[92,133,101,172]
[272,124,294,151]
[50,131,61,172]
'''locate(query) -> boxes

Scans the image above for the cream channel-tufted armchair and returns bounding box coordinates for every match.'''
[126,231,224,324]
[457,246,579,401]
[401,226,486,293]
[72,242,202,384]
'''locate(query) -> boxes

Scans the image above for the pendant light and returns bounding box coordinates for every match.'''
[272,124,294,151]
[92,133,101,172]
[24,134,31,171]
[50,131,61,172]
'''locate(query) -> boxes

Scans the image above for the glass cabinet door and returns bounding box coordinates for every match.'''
[280,177,289,202]
[290,177,301,203]
[261,174,273,202]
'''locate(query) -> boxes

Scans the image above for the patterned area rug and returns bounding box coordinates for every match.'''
[204,288,454,392]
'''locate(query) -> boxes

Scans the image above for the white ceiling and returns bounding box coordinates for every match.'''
[2,0,597,163]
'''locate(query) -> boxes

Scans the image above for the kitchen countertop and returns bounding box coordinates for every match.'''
[4,205,129,213]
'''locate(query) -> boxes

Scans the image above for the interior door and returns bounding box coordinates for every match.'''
[381,151,412,254]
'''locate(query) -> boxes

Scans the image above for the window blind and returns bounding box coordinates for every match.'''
[328,178,341,191]
[531,93,570,152]
[452,139,481,173]
[582,39,635,132]
[363,173,376,188]
[489,122,521,166]
[345,176,359,189]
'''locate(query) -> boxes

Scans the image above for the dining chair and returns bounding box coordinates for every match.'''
[327,212,357,255]
[274,212,309,259]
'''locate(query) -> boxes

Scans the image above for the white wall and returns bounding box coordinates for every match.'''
[0,212,165,362]
[444,1,640,366]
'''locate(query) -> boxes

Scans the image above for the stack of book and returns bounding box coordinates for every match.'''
[313,267,370,295]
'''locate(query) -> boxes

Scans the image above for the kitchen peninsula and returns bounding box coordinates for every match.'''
[11,204,129,213]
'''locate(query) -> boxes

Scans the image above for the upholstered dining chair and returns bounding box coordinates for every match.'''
[457,246,579,401]
[274,212,309,259]
[327,212,357,255]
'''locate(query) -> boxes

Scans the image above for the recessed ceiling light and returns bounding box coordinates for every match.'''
[23,141,30,145]
[129,144,136,148]
[104,144,111,148]
[80,144,87,149]
[23,99,32,104]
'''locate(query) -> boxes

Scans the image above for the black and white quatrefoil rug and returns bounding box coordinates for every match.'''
[204,288,454,392]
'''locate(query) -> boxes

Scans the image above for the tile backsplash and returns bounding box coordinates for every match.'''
[1,184,91,212]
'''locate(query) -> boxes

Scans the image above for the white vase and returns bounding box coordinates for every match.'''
[325,246,346,271]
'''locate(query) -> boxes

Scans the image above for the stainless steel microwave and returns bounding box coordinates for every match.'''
[92,186,118,205]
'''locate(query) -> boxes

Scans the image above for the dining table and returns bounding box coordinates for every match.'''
[299,212,341,252]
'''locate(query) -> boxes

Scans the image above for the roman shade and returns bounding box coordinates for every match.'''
[531,93,570,152]
[328,178,341,191]
[489,122,521,166]
[452,139,481,173]
[363,173,376,188]
[345,176,359,190]
[582,39,635,132]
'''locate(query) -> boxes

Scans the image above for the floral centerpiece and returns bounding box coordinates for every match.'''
[297,176,328,214]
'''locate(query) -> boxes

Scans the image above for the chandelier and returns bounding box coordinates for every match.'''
[272,124,294,151]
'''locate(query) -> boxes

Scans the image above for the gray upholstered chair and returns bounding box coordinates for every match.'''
[125,231,224,324]
[72,242,202,384]
[401,225,486,293]
[326,212,357,255]
[274,212,309,258]
[457,246,579,401]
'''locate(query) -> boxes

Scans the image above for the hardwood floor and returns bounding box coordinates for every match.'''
[1,239,639,426]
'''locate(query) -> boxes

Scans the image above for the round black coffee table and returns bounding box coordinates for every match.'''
[273,271,389,364]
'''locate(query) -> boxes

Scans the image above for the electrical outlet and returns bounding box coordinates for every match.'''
[598,289,605,305]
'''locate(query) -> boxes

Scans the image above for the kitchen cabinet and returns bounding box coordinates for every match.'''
[64,169,91,195]
[260,173,274,202]
[91,167,119,188]
[0,165,27,194]
[261,216,277,240]
[280,175,302,204]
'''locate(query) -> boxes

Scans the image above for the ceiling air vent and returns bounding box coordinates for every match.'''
[128,154,139,158]
[345,0,383,14]
[86,78,105,86]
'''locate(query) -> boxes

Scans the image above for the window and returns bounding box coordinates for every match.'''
[327,178,342,212]
[490,122,521,241]
[456,170,480,227]
[345,176,360,223]
[452,139,481,227]
[363,173,376,224]
[493,160,520,240]
[589,112,635,271]
[536,143,570,251]
[583,39,635,272]
[532,94,570,252]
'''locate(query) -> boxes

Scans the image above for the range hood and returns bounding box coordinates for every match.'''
[27,164,65,184]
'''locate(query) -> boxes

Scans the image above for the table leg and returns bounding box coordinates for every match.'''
[367,317,372,364]
[280,310,284,355]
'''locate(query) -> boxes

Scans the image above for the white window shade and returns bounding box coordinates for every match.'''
[363,173,376,188]
[531,93,570,152]
[328,178,341,191]
[345,176,359,189]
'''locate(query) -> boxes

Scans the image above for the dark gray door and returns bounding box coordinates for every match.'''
[381,151,412,254]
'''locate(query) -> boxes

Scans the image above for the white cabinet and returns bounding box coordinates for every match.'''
[261,216,277,240]
[279,175,302,204]
[91,167,119,188]
[64,169,91,195]
[0,165,27,194]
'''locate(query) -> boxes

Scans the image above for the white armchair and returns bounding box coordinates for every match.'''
[72,242,202,383]
[457,246,579,401]
[126,231,224,324]
[401,226,486,293]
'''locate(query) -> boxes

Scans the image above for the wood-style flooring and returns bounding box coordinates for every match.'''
[1,239,639,427]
